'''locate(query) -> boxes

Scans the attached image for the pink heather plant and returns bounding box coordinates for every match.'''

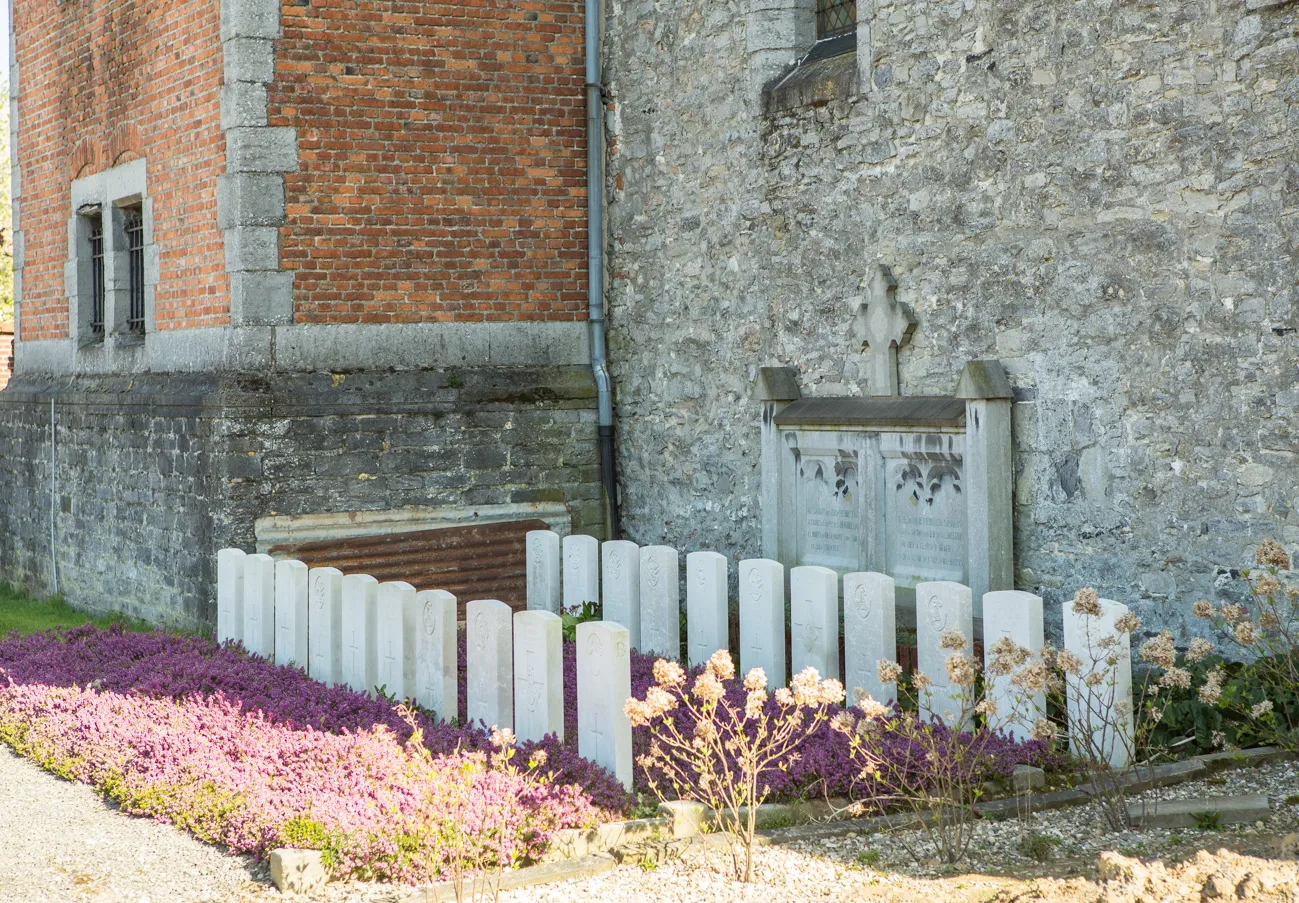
[0,681,601,883]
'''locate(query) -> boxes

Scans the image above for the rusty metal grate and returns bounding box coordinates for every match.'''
[816,0,856,40]
[269,519,550,616]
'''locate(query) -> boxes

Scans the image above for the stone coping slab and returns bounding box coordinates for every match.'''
[1126,794,1273,829]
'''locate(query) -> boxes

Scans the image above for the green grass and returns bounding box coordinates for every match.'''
[0,583,153,636]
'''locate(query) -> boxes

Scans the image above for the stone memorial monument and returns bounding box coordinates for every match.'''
[513,610,564,743]
[601,539,641,648]
[1063,597,1134,768]
[754,265,1013,621]
[843,571,897,705]
[983,590,1044,741]
[376,581,417,702]
[526,530,562,613]
[686,550,728,667]
[466,598,514,730]
[576,621,633,790]
[274,559,309,669]
[562,534,599,613]
[243,553,277,659]
[790,565,839,680]
[915,580,973,726]
[415,589,458,719]
[216,548,246,645]
[341,573,380,695]
[639,545,680,659]
[739,558,786,686]
[308,566,343,685]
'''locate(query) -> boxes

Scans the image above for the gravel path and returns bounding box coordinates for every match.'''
[0,746,269,903]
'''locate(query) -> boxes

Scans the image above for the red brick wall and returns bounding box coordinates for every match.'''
[268,0,588,324]
[0,329,12,389]
[13,0,228,341]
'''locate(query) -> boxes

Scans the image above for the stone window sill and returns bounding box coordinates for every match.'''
[764,35,858,116]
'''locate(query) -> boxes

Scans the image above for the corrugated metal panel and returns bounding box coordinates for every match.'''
[269,518,549,614]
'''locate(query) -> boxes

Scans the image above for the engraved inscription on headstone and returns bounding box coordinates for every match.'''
[415,589,457,719]
[601,539,641,649]
[513,609,563,744]
[308,566,343,686]
[799,452,860,571]
[886,458,965,584]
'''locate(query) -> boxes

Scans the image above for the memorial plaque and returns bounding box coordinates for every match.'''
[761,361,1013,619]
[798,451,861,572]
[884,444,966,587]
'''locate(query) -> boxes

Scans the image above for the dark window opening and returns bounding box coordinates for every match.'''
[88,213,105,339]
[816,0,856,40]
[124,205,145,333]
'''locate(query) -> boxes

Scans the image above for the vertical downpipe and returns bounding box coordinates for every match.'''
[50,396,58,596]
[586,0,619,539]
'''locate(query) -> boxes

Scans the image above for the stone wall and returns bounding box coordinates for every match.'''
[0,367,603,629]
[603,0,1299,637]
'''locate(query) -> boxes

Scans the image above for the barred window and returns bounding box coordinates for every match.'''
[816,0,856,40]
[87,210,105,339]
[123,204,145,334]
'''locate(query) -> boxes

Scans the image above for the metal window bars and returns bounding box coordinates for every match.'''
[816,0,856,40]
[124,206,145,333]
[88,214,105,338]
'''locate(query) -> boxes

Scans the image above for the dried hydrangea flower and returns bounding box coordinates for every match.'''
[940,629,967,651]
[743,667,767,693]
[1192,599,1216,620]
[706,649,736,681]
[1138,630,1176,669]
[1234,620,1258,645]
[1185,637,1214,663]
[1159,666,1192,690]
[653,659,686,688]
[1255,539,1290,570]
[1114,612,1141,635]
[1255,574,1281,598]
[1251,699,1274,719]
[1072,587,1102,618]
[876,660,903,684]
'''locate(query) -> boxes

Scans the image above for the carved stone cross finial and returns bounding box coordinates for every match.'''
[852,264,916,397]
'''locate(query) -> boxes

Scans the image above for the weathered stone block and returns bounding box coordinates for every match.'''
[268,848,326,893]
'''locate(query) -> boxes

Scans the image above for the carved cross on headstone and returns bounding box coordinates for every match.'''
[852,264,916,397]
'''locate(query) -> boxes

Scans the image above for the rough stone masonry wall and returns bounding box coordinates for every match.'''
[12,0,229,338]
[604,0,1299,641]
[0,368,602,629]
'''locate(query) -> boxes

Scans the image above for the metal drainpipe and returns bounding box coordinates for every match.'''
[586,0,619,539]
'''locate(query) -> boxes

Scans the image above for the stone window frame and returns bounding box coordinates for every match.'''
[66,159,158,349]
[752,0,872,113]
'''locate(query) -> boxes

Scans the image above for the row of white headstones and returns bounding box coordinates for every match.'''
[216,546,636,789]
[215,534,1135,795]
[526,530,1134,766]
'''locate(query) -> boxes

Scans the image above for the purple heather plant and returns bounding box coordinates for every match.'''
[0,624,1053,884]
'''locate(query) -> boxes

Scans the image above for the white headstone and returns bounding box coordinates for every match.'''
[513,610,564,744]
[341,573,379,696]
[639,545,680,659]
[216,548,246,645]
[562,535,599,613]
[1062,597,1134,768]
[983,590,1045,741]
[526,530,562,614]
[308,566,343,686]
[790,565,839,681]
[466,599,513,730]
[739,558,785,686]
[376,581,417,702]
[414,589,458,720]
[686,551,728,668]
[243,553,277,659]
[843,572,897,706]
[577,621,633,790]
[274,559,309,668]
[601,540,641,648]
[915,580,974,725]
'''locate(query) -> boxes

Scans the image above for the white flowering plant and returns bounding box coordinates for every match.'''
[624,651,845,883]
[1179,539,1298,750]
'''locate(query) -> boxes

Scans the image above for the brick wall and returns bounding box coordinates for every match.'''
[13,0,228,340]
[267,0,589,324]
[0,328,12,390]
